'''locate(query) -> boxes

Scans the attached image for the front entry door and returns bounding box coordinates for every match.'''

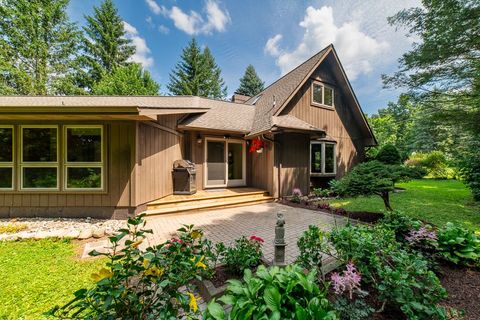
[205,138,246,188]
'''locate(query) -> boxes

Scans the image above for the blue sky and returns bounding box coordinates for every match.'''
[67,0,421,115]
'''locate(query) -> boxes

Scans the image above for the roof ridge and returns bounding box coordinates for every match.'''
[246,44,332,104]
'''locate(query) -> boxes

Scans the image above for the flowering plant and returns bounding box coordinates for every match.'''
[405,226,437,244]
[249,137,265,153]
[217,235,264,275]
[48,217,213,319]
[291,187,303,203]
[331,262,362,300]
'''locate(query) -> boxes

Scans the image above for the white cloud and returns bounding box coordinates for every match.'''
[157,0,230,36]
[264,34,283,56]
[145,0,162,15]
[123,21,154,68]
[158,25,170,34]
[265,6,389,80]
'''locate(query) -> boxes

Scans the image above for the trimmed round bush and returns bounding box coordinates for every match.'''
[376,144,402,165]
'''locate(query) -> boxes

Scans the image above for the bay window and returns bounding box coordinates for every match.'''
[0,126,14,189]
[310,141,336,175]
[64,126,103,190]
[21,126,59,189]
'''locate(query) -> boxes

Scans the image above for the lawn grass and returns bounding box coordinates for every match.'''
[328,179,480,231]
[0,239,105,320]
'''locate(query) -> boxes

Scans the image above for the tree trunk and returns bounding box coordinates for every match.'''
[381,191,393,211]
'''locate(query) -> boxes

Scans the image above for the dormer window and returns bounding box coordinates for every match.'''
[311,82,334,108]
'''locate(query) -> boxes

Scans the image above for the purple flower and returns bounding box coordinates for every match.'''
[405,227,437,244]
[331,262,362,299]
[292,188,303,197]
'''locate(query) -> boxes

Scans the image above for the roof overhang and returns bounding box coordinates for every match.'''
[0,105,208,121]
[177,124,250,135]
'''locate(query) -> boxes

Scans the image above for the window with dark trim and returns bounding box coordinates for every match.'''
[310,141,336,175]
[311,82,334,108]
[0,126,14,189]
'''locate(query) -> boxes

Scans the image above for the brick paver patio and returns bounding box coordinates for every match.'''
[143,202,345,264]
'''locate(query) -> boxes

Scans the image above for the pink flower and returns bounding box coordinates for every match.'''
[405,227,437,244]
[249,235,265,243]
[331,262,362,299]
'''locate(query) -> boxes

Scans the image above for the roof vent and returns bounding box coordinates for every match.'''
[272,95,276,107]
[252,94,262,105]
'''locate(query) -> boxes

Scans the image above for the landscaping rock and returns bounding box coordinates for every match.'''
[78,229,93,240]
[63,229,81,239]
[92,228,105,238]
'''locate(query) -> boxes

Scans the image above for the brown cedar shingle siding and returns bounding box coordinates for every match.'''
[0,121,136,219]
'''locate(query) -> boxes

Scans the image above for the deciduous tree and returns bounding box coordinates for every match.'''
[0,0,81,95]
[92,64,159,95]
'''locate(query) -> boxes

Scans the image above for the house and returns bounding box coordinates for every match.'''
[0,45,376,219]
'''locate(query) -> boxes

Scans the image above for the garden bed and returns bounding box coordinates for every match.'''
[279,198,384,223]
[324,262,480,319]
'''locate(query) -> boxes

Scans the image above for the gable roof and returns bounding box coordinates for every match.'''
[245,46,331,136]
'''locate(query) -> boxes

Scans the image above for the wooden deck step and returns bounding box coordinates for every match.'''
[144,192,274,216]
[147,189,268,206]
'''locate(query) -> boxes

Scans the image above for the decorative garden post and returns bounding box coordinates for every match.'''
[273,212,287,266]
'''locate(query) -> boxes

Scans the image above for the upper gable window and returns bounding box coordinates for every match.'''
[311,82,334,108]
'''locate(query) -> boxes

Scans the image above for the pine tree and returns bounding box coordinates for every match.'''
[81,0,136,89]
[0,0,81,95]
[236,65,264,97]
[168,39,227,99]
[92,63,159,95]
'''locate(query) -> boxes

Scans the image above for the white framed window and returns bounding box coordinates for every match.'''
[64,125,103,190]
[311,82,334,108]
[0,125,14,190]
[310,141,336,176]
[20,125,59,190]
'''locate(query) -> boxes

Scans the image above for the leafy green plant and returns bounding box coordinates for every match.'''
[48,216,213,319]
[333,291,374,320]
[296,225,335,280]
[379,210,422,242]
[313,188,330,198]
[291,188,303,203]
[406,151,454,179]
[437,222,480,266]
[203,265,338,320]
[217,235,264,275]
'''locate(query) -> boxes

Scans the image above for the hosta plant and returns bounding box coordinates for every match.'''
[203,264,338,320]
[48,216,213,319]
[437,222,480,266]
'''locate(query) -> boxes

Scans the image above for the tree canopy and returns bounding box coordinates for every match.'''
[236,65,264,97]
[168,39,227,99]
[80,0,136,89]
[92,64,159,95]
[0,0,81,95]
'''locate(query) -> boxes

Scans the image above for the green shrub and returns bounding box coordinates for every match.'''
[375,144,402,165]
[297,225,334,279]
[313,187,330,198]
[437,222,480,266]
[335,161,411,210]
[203,265,338,320]
[217,236,264,275]
[48,217,213,319]
[407,151,454,179]
[379,211,422,242]
[458,135,480,201]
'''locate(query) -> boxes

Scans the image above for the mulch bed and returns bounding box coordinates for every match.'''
[439,263,480,319]
[210,265,242,287]
[279,199,384,223]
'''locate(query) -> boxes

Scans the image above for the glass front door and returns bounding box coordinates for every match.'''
[205,138,245,188]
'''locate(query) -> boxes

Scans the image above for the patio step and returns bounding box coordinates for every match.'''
[144,191,274,215]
